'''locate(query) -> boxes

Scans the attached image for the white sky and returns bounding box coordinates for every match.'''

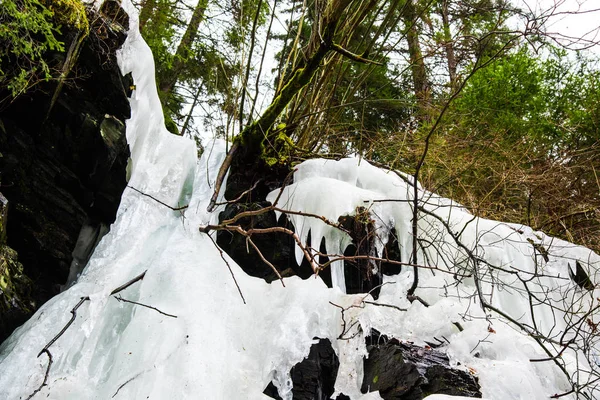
[519,0,600,51]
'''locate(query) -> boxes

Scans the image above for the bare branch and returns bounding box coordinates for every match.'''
[128,186,188,211]
[28,271,147,399]
[114,295,178,318]
[331,42,383,65]
[206,233,246,304]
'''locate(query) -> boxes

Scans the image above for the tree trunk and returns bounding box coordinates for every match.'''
[402,0,429,112]
[207,0,354,211]
[158,0,209,97]
[138,0,156,31]
[440,0,457,85]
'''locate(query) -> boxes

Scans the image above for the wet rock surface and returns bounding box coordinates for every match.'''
[361,332,482,399]
[0,194,34,340]
[0,5,131,341]
[216,202,308,283]
[263,338,349,400]
[261,332,480,400]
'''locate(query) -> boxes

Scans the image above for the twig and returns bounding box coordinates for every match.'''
[244,227,318,273]
[25,350,52,400]
[329,301,361,340]
[128,185,188,211]
[550,389,576,399]
[37,297,88,357]
[28,271,147,399]
[38,271,147,357]
[363,300,407,312]
[112,374,139,398]
[207,142,239,212]
[331,42,383,65]
[206,233,246,304]
[317,252,469,277]
[470,333,492,354]
[109,271,148,296]
[114,295,177,318]
[530,339,573,363]
[214,179,262,206]
[273,207,349,234]
[407,294,430,307]
[246,236,285,287]
[205,169,296,228]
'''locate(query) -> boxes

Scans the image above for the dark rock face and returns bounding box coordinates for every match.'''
[263,338,349,400]
[220,167,404,296]
[361,333,481,399]
[217,202,309,283]
[0,5,131,341]
[262,333,478,400]
[0,194,34,341]
[218,160,319,283]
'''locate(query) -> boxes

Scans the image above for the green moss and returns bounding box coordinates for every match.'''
[0,245,34,314]
[164,114,180,135]
[0,0,89,99]
[50,0,89,33]
[260,130,295,166]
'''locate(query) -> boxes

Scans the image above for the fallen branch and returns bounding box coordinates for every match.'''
[363,300,407,312]
[28,271,147,399]
[114,295,177,318]
[25,350,52,400]
[128,186,188,211]
[202,224,320,274]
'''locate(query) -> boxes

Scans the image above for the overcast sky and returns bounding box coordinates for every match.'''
[519,0,600,51]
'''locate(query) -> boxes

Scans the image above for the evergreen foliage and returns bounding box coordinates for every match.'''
[420,48,600,250]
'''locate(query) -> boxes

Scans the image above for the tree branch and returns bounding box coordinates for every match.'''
[28,271,147,399]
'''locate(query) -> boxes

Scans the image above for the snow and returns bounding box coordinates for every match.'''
[423,397,487,400]
[0,2,599,400]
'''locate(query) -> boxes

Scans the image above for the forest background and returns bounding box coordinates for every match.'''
[2,0,600,253]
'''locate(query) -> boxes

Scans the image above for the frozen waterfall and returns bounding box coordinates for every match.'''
[0,2,599,400]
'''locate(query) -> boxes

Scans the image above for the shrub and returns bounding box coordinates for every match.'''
[0,0,89,99]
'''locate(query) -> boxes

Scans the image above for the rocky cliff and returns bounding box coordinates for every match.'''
[0,1,131,341]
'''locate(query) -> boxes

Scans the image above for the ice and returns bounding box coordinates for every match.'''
[0,1,599,399]
[423,396,489,400]
[268,158,600,398]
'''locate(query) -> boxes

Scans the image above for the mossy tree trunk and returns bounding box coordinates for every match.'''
[207,0,355,211]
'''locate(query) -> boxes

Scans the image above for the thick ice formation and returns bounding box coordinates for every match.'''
[0,2,599,400]
[268,156,600,398]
